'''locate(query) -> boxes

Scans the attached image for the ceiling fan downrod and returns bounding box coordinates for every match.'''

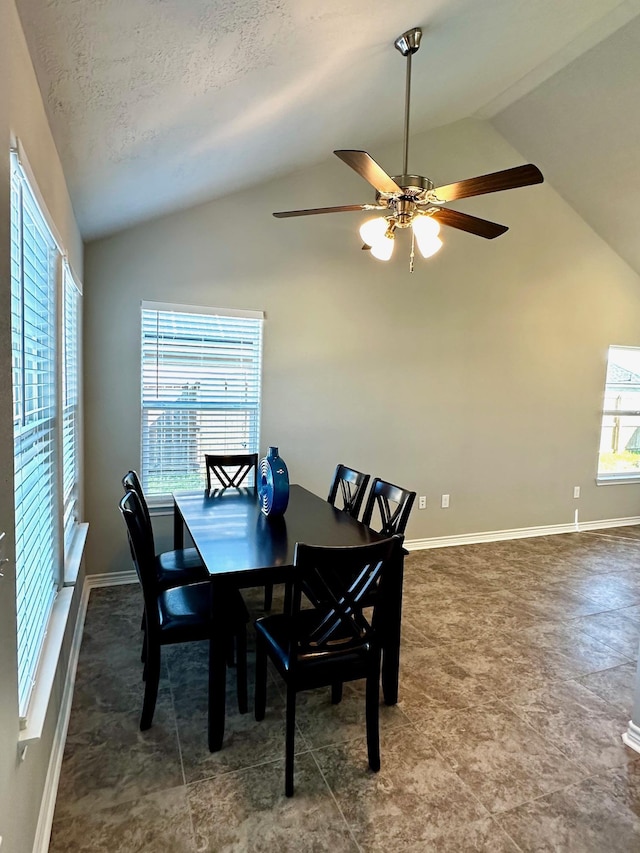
[394,27,422,177]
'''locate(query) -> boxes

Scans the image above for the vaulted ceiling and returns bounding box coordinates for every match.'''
[15,0,640,276]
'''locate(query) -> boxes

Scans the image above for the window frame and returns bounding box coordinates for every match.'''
[140,300,264,506]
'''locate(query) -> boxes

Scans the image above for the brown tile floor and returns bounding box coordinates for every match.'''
[49,528,640,852]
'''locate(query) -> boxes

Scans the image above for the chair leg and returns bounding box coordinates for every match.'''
[331,682,343,704]
[254,638,267,722]
[140,609,147,663]
[236,628,248,715]
[141,629,148,669]
[140,644,161,731]
[285,684,297,797]
[226,634,236,667]
[365,662,381,772]
[263,583,273,612]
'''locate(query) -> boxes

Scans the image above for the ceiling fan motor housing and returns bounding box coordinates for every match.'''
[376,174,435,224]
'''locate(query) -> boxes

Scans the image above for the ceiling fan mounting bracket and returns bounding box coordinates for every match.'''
[394,27,422,57]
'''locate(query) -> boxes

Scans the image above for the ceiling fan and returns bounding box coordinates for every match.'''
[273,27,544,271]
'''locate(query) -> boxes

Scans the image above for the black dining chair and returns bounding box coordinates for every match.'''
[327,478,416,706]
[123,470,210,665]
[119,489,249,730]
[362,478,417,538]
[254,535,404,797]
[122,470,207,590]
[205,453,259,492]
[327,464,370,519]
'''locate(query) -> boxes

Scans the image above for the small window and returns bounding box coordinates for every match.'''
[598,346,640,481]
[140,302,263,498]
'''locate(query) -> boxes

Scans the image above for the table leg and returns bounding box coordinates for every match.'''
[381,550,404,705]
[208,579,227,751]
[173,501,184,549]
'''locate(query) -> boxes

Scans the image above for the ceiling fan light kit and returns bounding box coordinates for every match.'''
[273,26,544,272]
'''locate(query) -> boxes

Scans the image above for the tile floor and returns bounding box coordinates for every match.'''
[49,528,640,852]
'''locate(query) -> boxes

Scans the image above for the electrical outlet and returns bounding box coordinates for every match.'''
[441,494,450,508]
[418,496,426,510]
[573,486,580,499]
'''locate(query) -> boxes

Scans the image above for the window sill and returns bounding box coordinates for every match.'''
[596,475,640,485]
[19,522,88,749]
[64,522,89,585]
[18,587,73,749]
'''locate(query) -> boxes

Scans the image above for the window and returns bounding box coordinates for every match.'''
[10,151,82,723]
[141,302,263,498]
[598,346,640,481]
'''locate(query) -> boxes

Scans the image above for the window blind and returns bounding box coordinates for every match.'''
[62,265,81,550]
[141,304,263,496]
[11,158,59,720]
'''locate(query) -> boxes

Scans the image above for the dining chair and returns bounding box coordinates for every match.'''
[119,489,249,729]
[204,453,274,611]
[122,470,207,591]
[254,535,404,796]
[327,464,370,519]
[362,477,417,538]
[205,452,259,491]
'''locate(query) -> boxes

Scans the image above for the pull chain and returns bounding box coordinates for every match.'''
[409,229,415,273]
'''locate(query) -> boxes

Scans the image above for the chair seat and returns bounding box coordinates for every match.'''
[255,611,371,685]
[159,582,248,644]
[156,547,207,589]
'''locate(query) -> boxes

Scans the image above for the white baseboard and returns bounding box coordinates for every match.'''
[85,569,138,588]
[404,515,640,551]
[623,720,640,754]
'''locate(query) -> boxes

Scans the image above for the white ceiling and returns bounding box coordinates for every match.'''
[14,0,640,248]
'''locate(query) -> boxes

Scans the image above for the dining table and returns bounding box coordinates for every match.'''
[172,483,406,751]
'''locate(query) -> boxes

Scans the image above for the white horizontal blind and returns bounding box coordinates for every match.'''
[141,304,263,495]
[62,265,81,549]
[11,157,59,719]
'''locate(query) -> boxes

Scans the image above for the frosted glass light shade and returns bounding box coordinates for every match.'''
[412,215,442,258]
[370,237,394,261]
[360,216,394,261]
[359,217,388,246]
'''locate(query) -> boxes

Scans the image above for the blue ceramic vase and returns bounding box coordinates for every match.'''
[259,446,289,516]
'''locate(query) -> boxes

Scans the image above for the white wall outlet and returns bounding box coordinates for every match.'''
[573,486,580,499]
[441,494,450,508]
[418,496,426,510]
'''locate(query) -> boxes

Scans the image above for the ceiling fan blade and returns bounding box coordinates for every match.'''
[431,207,508,239]
[273,204,381,218]
[334,150,403,195]
[430,164,543,203]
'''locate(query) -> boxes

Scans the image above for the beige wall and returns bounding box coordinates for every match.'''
[84,115,640,577]
[0,3,84,851]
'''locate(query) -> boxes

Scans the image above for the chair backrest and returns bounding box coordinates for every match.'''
[287,536,404,669]
[119,490,160,630]
[327,464,370,519]
[361,478,416,537]
[122,469,154,552]
[205,453,258,491]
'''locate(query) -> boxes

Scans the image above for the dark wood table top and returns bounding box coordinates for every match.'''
[173,484,385,584]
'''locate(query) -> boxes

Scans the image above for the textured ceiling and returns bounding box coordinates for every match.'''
[14,0,640,241]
